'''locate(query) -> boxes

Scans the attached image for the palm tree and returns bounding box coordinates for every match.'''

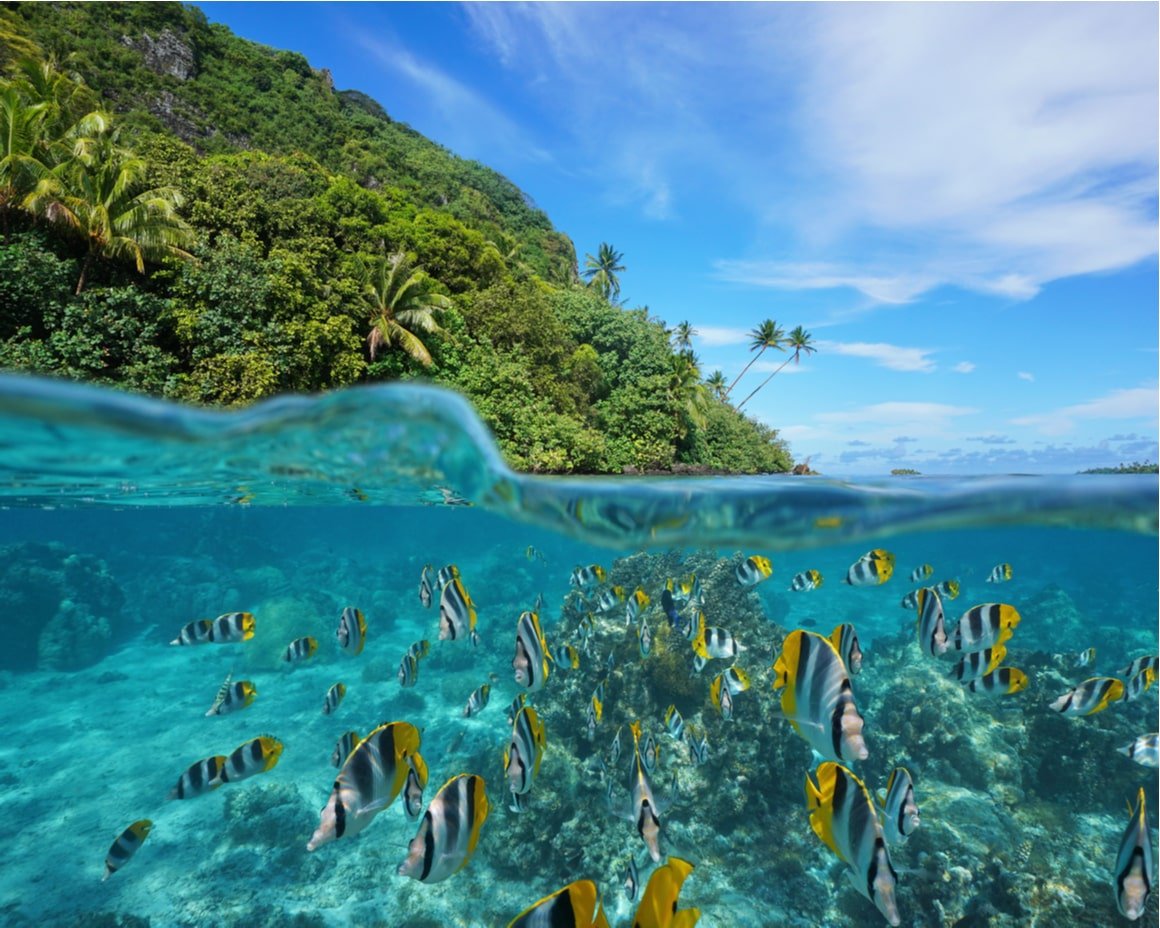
[357,250,451,367]
[724,319,785,399]
[26,125,194,293]
[705,369,728,400]
[737,325,816,410]
[672,320,696,353]
[0,85,48,241]
[666,351,710,442]
[582,242,625,302]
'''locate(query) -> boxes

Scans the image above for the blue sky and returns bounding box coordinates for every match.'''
[198,2,1159,475]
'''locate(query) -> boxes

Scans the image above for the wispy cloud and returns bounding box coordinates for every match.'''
[817,401,977,427]
[1017,372,1035,382]
[816,341,937,373]
[695,326,750,347]
[953,362,976,374]
[967,434,1016,445]
[1010,386,1158,436]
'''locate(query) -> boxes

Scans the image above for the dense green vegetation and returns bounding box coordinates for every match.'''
[1078,461,1158,475]
[0,3,799,474]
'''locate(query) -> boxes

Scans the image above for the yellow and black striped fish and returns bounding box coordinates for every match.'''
[594,586,626,614]
[934,579,960,599]
[877,767,920,845]
[407,639,430,661]
[322,683,346,715]
[102,819,152,881]
[464,683,490,717]
[900,590,919,610]
[549,643,580,670]
[204,673,256,717]
[504,705,547,801]
[508,878,610,928]
[336,606,366,656]
[790,569,824,592]
[950,645,1006,683]
[829,623,863,675]
[435,564,460,589]
[844,549,895,586]
[1124,667,1158,702]
[735,555,772,588]
[282,636,318,663]
[664,704,684,741]
[439,577,478,644]
[170,612,255,646]
[951,603,1020,652]
[625,588,650,626]
[1050,676,1123,715]
[513,610,551,691]
[629,720,662,863]
[215,736,283,785]
[985,563,1013,583]
[1118,734,1159,768]
[631,856,700,927]
[710,672,734,721]
[908,564,933,583]
[1115,787,1155,920]
[692,615,738,661]
[397,653,420,687]
[307,721,421,851]
[402,752,428,822]
[570,564,606,590]
[805,762,901,926]
[773,630,868,763]
[966,667,1028,696]
[915,587,949,658]
[397,773,489,883]
[168,755,225,800]
[419,564,433,608]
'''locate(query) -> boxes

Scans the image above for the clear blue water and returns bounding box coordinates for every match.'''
[0,374,1156,928]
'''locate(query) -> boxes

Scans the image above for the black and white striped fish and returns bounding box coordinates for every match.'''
[307,721,421,851]
[689,728,709,765]
[204,673,256,717]
[505,705,547,799]
[1124,667,1158,702]
[790,569,824,592]
[513,610,551,691]
[641,729,659,774]
[506,692,527,727]
[638,616,652,657]
[805,762,901,926]
[1119,734,1159,769]
[570,564,606,590]
[401,752,428,822]
[418,564,433,608]
[965,667,1028,696]
[594,586,626,614]
[985,563,1013,583]
[435,564,459,589]
[439,576,478,644]
[664,704,684,741]
[710,672,734,720]
[397,653,419,687]
[509,879,611,928]
[629,720,662,862]
[830,623,863,675]
[215,736,283,785]
[282,636,318,663]
[336,606,366,656]
[623,856,640,902]
[877,767,920,845]
[330,730,360,768]
[548,643,580,670]
[170,612,255,645]
[952,603,1020,652]
[1050,677,1124,716]
[773,629,868,763]
[322,683,346,715]
[464,683,490,717]
[102,820,152,881]
[693,616,738,661]
[397,773,489,883]
[1118,655,1160,682]
[626,588,649,626]
[908,564,933,583]
[1115,787,1155,920]
[167,755,225,800]
[844,549,895,587]
[934,579,960,599]
[735,555,772,588]
[723,665,751,696]
[915,587,949,658]
[407,639,430,661]
[950,645,1006,683]
[900,590,919,610]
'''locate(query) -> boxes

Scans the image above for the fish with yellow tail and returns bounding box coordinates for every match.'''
[435,563,460,589]
[915,587,950,658]
[626,588,650,626]
[934,579,960,600]
[586,680,605,740]
[308,721,421,851]
[1117,655,1160,682]
[877,767,920,845]
[548,643,580,670]
[986,562,1013,583]
[570,564,606,590]
[282,636,318,664]
[214,735,283,785]
[908,564,934,583]
[631,856,701,928]
[1115,787,1155,920]
[401,752,428,822]
[170,612,255,645]
[418,564,433,608]
[408,639,430,661]
[504,705,547,808]
[1075,647,1096,669]
[830,623,863,675]
[951,603,1020,652]
[464,683,490,718]
[950,645,1006,683]
[102,820,152,881]
[439,576,478,644]
[321,683,346,715]
[773,629,869,763]
[1050,677,1124,716]
[805,762,901,926]
[638,616,652,657]
[335,606,366,656]
[735,554,772,588]
[845,549,895,586]
[397,773,489,883]
[397,653,420,688]
[1124,667,1158,702]
[330,730,360,768]
[692,613,739,661]
[965,667,1028,696]
[789,569,824,592]
[508,879,611,928]
[710,672,734,720]
[723,665,750,695]
[629,720,663,862]
[899,590,919,610]
[594,585,627,614]
[1118,734,1159,768]
[663,704,684,741]
[168,755,226,800]
[205,673,256,717]
[513,610,551,691]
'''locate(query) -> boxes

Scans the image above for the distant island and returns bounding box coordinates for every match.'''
[0,3,817,477]
[1078,461,1158,474]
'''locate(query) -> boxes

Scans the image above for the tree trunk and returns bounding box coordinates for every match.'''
[75,250,95,295]
[737,354,794,410]
[724,348,765,398]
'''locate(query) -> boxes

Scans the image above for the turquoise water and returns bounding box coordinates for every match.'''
[0,374,1157,928]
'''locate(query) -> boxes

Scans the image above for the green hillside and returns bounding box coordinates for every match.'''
[0,2,793,474]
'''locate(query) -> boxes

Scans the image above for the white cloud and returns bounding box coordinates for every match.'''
[818,401,977,426]
[816,340,937,373]
[1010,386,1159,436]
[953,362,976,374]
[1018,372,1035,382]
[695,326,750,347]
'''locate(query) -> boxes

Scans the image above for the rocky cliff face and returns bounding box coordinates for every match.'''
[120,28,196,81]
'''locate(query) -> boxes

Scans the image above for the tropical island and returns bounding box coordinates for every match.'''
[0,3,816,475]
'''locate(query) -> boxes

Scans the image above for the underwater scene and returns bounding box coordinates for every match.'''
[1,376,1157,928]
